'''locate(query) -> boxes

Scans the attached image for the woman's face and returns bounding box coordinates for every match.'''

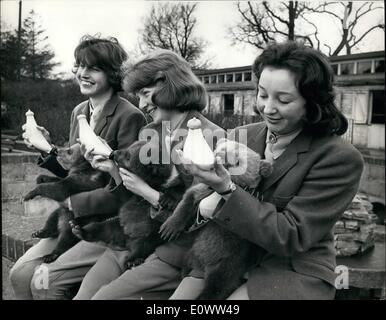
[137,86,172,124]
[256,67,306,135]
[76,64,111,97]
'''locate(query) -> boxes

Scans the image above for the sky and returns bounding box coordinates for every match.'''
[1,0,385,78]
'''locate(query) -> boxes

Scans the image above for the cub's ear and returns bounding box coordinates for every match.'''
[259,160,273,177]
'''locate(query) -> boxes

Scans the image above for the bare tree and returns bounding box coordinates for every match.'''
[230,1,384,56]
[304,1,384,55]
[229,1,323,50]
[140,2,211,68]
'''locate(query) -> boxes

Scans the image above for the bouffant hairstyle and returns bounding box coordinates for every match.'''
[122,49,207,112]
[252,41,348,136]
[73,35,127,92]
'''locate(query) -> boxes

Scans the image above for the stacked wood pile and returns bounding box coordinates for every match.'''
[334,193,378,257]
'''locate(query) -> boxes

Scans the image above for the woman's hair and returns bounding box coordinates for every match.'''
[122,49,207,112]
[252,41,348,136]
[73,35,128,92]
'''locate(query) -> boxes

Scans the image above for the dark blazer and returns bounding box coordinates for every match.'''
[38,94,147,217]
[212,122,364,298]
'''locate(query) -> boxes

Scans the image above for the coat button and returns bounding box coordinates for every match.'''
[224,217,231,223]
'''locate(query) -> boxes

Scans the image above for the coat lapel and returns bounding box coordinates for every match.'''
[93,94,120,136]
[247,123,267,157]
[259,129,313,193]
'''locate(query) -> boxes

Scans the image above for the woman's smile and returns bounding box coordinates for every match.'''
[80,79,95,88]
[265,116,282,124]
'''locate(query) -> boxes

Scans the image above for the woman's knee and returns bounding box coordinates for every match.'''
[9,262,35,297]
[30,264,68,300]
[227,284,250,300]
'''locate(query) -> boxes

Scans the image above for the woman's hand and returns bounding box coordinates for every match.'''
[22,124,51,149]
[119,168,159,206]
[176,150,232,194]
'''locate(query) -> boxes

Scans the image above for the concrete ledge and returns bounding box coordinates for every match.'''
[2,234,37,262]
[1,152,40,164]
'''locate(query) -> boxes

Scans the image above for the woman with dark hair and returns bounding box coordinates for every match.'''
[73,49,224,300]
[10,35,147,300]
[172,41,364,299]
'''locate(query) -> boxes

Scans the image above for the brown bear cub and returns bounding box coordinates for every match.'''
[27,128,185,265]
[160,138,272,300]
[71,138,185,267]
[24,143,109,202]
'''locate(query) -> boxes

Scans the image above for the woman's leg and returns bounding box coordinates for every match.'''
[30,240,106,300]
[9,238,59,300]
[91,253,181,300]
[73,248,130,300]
[169,276,205,300]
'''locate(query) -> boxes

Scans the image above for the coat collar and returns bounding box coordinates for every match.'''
[80,94,121,135]
[248,123,313,193]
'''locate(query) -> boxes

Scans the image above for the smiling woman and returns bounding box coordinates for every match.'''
[10,35,147,300]
[170,41,364,300]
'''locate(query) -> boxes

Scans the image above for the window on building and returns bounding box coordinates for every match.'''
[235,73,242,82]
[226,74,233,83]
[353,92,368,124]
[357,61,372,74]
[340,62,355,75]
[374,59,385,73]
[223,94,234,115]
[244,72,252,81]
[331,64,339,75]
[210,75,217,84]
[204,76,209,84]
[371,90,385,124]
[218,74,225,83]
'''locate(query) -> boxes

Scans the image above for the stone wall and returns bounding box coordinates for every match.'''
[2,152,48,216]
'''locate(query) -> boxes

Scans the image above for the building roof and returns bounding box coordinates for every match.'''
[194,65,251,76]
[329,51,385,62]
[194,51,385,75]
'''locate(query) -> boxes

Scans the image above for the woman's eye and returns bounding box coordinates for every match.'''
[258,94,268,99]
[279,99,291,104]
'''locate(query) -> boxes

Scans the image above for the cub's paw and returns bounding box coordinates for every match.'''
[24,189,39,201]
[159,216,185,241]
[70,223,84,240]
[32,229,53,239]
[42,253,60,263]
[126,258,145,270]
[36,175,58,184]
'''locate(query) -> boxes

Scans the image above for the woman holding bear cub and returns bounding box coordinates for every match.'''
[77,42,364,300]
[73,49,225,299]
[171,41,364,299]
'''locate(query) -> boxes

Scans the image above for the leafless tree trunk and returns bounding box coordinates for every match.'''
[230,1,384,56]
[140,2,210,68]
[304,1,384,56]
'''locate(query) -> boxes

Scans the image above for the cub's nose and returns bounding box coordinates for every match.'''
[112,149,129,166]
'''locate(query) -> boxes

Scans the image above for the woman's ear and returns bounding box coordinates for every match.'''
[305,102,322,124]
